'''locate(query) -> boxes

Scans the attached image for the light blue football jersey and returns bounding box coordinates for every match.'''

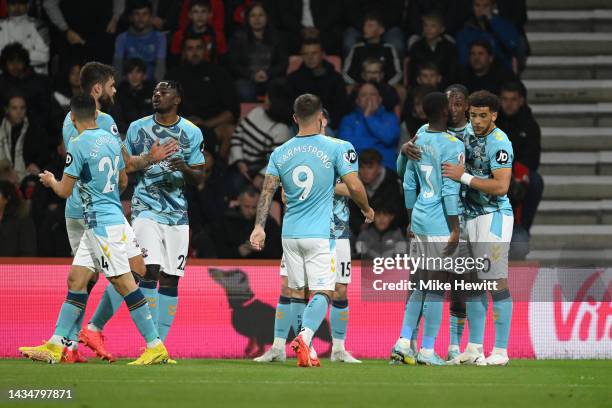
[124,115,205,225]
[64,128,125,229]
[266,134,358,239]
[63,111,120,219]
[463,126,514,219]
[403,127,464,236]
[331,139,354,240]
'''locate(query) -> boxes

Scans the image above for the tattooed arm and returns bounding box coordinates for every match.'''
[250,174,281,250]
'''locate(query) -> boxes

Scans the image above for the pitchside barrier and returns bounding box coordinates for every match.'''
[0,258,610,359]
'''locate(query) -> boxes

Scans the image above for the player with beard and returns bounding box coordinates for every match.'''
[87,80,205,355]
[60,62,177,363]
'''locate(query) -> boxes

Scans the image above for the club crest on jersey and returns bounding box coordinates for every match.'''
[65,153,73,167]
[111,124,119,135]
[495,150,509,165]
[200,141,205,153]
[344,149,357,164]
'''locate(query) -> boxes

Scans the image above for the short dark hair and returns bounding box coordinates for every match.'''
[182,32,205,47]
[470,39,493,56]
[0,42,30,70]
[364,12,385,28]
[190,0,211,10]
[359,148,383,166]
[423,92,449,122]
[293,94,322,122]
[80,62,115,94]
[422,12,444,26]
[70,94,97,121]
[240,185,260,198]
[500,80,527,98]
[124,58,147,75]
[130,0,152,13]
[413,84,437,101]
[156,80,184,99]
[469,90,500,112]
[362,57,384,70]
[418,61,440,75]
[300,38,323,50]
[445,83,469,99]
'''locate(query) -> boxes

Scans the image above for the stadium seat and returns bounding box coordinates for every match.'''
[287,55,343,75]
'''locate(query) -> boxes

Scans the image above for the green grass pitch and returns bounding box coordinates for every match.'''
[1,359,611,408]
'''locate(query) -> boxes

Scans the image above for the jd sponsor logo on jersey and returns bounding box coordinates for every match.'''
[65,152,73,167]
[495,149,509,165]
[344,149,357,164]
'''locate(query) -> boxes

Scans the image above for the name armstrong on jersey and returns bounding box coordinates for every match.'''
[275,143,334,169]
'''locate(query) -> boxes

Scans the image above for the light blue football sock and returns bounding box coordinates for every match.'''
[90,284,124,330]
[124,289,158,343]
[449,314,466,347]
[273,296,292,339]
[400,289,424,340]
[139,279,159,325]
[466,292,488,344]
[157,286,178,342]
[492,289,513,349]
[301,294,329,333]
[421,290,444,349]
[54,290,88,338]
[330,299,349,340]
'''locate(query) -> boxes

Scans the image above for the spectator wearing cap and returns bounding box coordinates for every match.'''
[461,40,515,95]
[115,58,155,133]
[348,148,405,235]
[0,179,36,256]
[339,82,400,170]
[0,0,49,74]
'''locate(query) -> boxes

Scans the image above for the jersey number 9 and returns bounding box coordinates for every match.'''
[292,165,314,200]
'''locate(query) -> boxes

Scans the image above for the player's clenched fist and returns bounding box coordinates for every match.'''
[362,207,375,224]
[249,225,266,251]
[39,170,57,188]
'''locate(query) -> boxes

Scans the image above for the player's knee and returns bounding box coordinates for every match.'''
[130,257,146,277]
[333,283,348,301]
[490,278,509,293]
[159,272,179,288]
[143,264,161,282]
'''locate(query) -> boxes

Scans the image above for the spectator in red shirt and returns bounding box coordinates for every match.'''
[171,0,218,63]
[177,0,227,56]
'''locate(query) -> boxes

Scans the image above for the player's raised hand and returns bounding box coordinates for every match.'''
[362,207,375,224]
[442,155,465,181]
[249,225,266,251]
[38,170,56,188]
[149,139,179,163]
[401,135,421,161]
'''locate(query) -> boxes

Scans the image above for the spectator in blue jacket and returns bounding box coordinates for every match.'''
[114,0,166,82]
[456,0,524,71]
[338,82,400,170]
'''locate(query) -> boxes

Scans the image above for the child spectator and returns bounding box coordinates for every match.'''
[114,0,167,82]
[177,0,227,56]
[415,62,443,90]
[408,12,458,87]
[356,200,407,259]
[115,58,155,133]
[402,85,436,137]
[171,0,218,63]
[228,2,288,102]
[343,12,402,86]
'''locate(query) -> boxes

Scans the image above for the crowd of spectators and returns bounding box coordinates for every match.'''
[0,0,541,260]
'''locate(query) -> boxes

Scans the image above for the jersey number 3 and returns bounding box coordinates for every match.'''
[99,156,120,193]
[292,165,314,200]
